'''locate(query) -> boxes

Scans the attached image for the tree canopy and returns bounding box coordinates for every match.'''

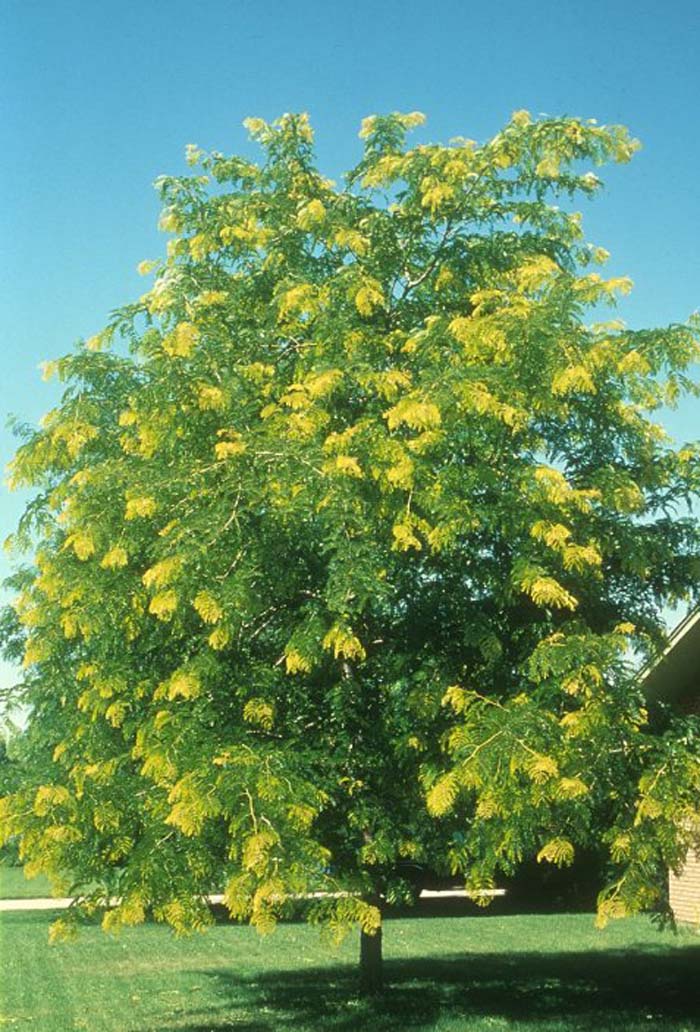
[2,110,700,984]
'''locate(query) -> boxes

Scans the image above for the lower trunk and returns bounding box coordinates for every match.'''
[359,908,383,995]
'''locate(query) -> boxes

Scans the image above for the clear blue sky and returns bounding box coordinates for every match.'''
[1,0,698,695]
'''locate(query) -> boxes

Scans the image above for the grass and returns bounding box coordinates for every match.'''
[0,864,53,900]
[1,905,700,1031]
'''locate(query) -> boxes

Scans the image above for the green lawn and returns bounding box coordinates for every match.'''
[0,864,53,900]
[1,908,699,1031]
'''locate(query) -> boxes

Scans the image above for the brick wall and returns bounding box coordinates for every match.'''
[669,683,700,924]
[669,849,700,925]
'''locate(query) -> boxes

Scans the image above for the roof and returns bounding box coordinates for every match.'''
[642,609,700,703]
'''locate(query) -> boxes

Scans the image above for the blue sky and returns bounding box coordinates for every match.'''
[1,0,698,695]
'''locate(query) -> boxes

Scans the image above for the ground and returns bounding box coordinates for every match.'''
[1,904,699,1031]
[0,864,52,899]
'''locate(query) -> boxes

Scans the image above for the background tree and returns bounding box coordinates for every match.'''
[0,635,23,866]
[2,111,700,992]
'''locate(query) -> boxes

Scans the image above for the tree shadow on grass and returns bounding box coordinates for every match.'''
[153,944,700,1032]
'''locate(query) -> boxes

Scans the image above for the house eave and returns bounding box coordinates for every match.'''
[641,608,700,703]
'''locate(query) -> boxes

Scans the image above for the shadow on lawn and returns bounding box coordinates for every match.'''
[153,945,700,1032]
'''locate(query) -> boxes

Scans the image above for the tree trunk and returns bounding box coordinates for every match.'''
[359,909,383,995]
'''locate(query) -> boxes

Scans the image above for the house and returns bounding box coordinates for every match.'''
[643,609,700,924]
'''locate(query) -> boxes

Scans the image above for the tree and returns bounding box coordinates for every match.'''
[0,677,23,865]
[2,110,700,993]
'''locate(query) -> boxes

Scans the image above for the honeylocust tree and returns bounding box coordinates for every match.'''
[2,111,700,993]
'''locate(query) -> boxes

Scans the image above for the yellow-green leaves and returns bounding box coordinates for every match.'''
[296,199,326,230]
[159,207,182,233]
[333,227,368,255]
[535,154,561,179]
[40,360,60,382]
[526,754,559,783]
[420,179,454,213]
[223,873,253,920]
[324,454,363,478]
[197,384,227,411]
[448,316,509,362]
[557,777,590,800]
[193,591,223,624]
[125,496,157,520]
[243,698,275,730]
[48,916,79,944]
[511,109,531,127]
[384,397,441,431]
[532,467,599,512]
[33,784,73,816]
[102,895,147,934]
[385,452,414,489]
[426,772,459,817]
[617,349,652,376]
[142,556,182,590]
[392,523,422,552]
[303,368,343,399]
[359,110,425,139]
[514,558,578,610]
[165,776,220,838]
[561,543,602,574]
[207,625,230,651]
[278,283,326,321]
[162,322,199,358]
[595,894,629,929]
[322,624,366,661]
[537,838,575,867]
[50,419,99,459]
[441,685,475,714]
[64,530,96,561]
[551,365,596,396]
[358,116,377,139]
[242,828,278,873]
[196,290,228,308]
[284,648,312,674]
[530,521,571,548]
[243,116,267,138]
[100,546,128,569]
[354,279,384,317]
[527,576,578,611]
[214,435,247,460]
[165,671,201,700]
[148,590,178,621]
[189,233,215,260]
[530,521,602,575]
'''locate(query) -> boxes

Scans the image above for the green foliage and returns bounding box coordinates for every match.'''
[2,109,700,939]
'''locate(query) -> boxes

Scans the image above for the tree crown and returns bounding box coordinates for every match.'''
[2,110,700,941]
